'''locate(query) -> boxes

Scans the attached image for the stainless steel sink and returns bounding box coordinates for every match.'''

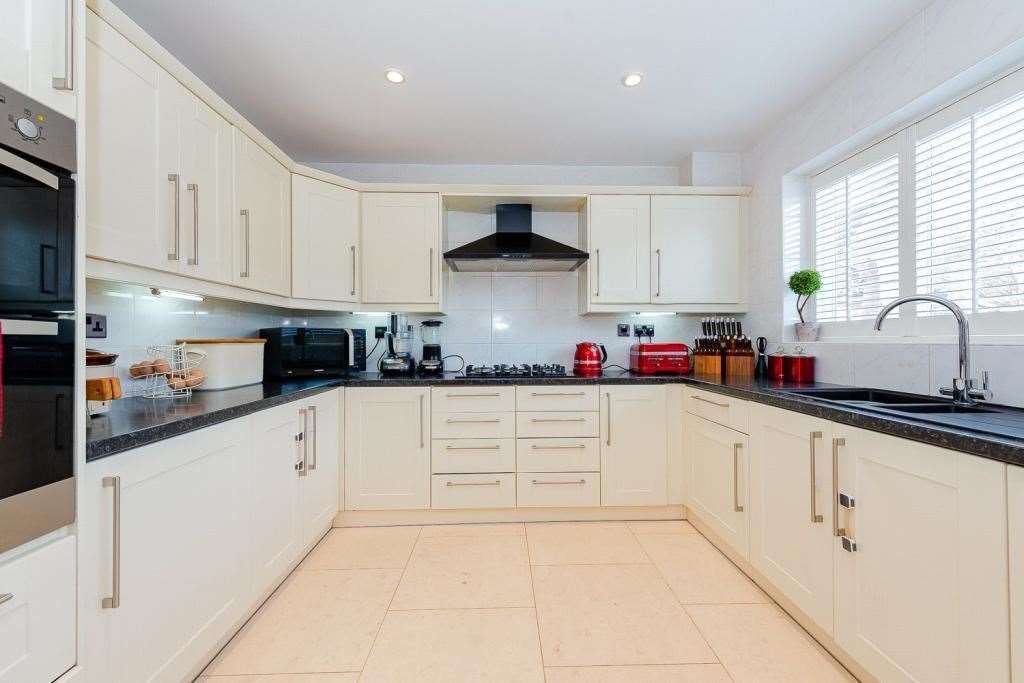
[779,387,946,405]
[881,403,1000,415]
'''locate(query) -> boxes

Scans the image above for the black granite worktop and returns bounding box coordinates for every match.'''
[86,370,1024,466]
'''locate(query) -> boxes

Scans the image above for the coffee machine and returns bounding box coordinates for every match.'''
[417,320,444,376]
[380,314,416,376]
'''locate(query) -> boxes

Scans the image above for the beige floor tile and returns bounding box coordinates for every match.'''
[196,675,359,682]
[532,564,717,666]
[359,608,544,682]
[419,522,526,537]
[203,569,400,675]
[686,604,854,682]
[637,533,769,604]
[300,526,420,570]
[545,664,732,682]
[527,522,650,565]
[627,520,698,535]
[391,535,534,609]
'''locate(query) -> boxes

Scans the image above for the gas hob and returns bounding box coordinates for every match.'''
[464,364,568,378]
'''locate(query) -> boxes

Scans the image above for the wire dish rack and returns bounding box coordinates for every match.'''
[128,344,205,399]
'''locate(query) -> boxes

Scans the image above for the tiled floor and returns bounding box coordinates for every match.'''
[197,520,855,682]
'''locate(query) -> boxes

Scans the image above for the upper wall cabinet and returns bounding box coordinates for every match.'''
[587,195,651,304]
[582,193,746,313]
[0,0,77,119]
[651,195,743,305]
[232,129,291,296]
[361,193,441,306]
[87,12,235,285]
[292,175,359,302]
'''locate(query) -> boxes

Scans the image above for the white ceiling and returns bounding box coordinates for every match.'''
[112,0,932,166]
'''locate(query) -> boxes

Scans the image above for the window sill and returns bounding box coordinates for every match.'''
[791,335,1024,346]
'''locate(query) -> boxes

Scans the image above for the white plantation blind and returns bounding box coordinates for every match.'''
[812,154,900,322]
[914,87,1024,315]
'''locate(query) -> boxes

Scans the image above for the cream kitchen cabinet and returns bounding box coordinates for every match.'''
[361,193,441,305]
[833,425,1010,683]
[0,536,76,683]
[0,0,77,119]
[651,195,743,304]
[685,410,749,558]
[1009,465,1024,683]
[749,404,835,634]
[295,389,342,549]
[233,129,291,296]
[292,175,359,302]
[345,387,431,510]
[81,419,251,683]
[587,195,651,304]
[600,385,667,506]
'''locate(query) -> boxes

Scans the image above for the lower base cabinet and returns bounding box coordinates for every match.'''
[685,411,749,558]
[1009,465,1024,683]
[600,385,668,506]
[0,536,76,683]
[833,425,1010,683]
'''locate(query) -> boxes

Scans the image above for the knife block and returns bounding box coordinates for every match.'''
[725,353,755,379]
[694,352,723,379]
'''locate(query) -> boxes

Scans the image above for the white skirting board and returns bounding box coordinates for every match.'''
[333,505,685,528]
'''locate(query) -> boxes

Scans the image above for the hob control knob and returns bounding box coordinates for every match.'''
[15,117,41,141]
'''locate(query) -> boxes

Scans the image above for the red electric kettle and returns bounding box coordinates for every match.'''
[573,342,607,377]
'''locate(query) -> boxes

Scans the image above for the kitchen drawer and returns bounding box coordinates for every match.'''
[517,411,599,438]
[432,411,516,439]
[432,438,516,474]
[432,386,515,413]
[0,536,76,683]
[685,388,749,434]
[432,473,516,509]
[516,385,598,412]
[516,473,601,507]
[517,438,600,472]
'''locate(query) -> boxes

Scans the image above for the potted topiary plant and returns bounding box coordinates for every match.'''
[789,269,822,341]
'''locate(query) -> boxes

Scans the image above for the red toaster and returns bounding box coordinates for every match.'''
[629,343,691,375]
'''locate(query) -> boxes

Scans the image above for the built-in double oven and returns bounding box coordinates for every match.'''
[0,84,76,554]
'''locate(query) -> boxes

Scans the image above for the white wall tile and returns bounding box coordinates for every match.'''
[851,344,931,394]
[491,275,539,309]
[447,273,492,309]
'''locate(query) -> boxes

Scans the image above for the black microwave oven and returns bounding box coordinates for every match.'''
[260,327,366,379]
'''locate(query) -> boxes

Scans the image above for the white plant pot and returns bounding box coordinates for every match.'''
[794,322,820,342]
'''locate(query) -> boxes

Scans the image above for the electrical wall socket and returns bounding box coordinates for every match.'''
[86,313,107,339]
[633,324,655,338]
[374,326,387,339]
[617,323,631,337]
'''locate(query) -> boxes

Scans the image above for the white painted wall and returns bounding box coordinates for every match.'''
[742,0,1024,400]
[682,152,743,186]
[310,162,680,186]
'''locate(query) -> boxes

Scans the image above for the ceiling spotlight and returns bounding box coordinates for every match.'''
[622,72,644,87]
[385,69,406,84]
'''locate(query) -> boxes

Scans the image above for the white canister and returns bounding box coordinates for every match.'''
[175,338,266,390]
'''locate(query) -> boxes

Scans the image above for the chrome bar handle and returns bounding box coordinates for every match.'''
[308,405,318,471]
[296,409,308,477]
[594,249,600,296]
[52,0,74,90]
[167,174,181,261]
[419,394,425,448]
[187,183,199,265]
[446,444,502,451]
[239,210,251,277]
[102,476,121,609]
[691,394,729,408]
[606,392,612,445]
[350,245,357,296]
[0,593,12,607]
[446,480,501,487]
[530,391,586,397]
[733,443,744,512]
[655,248,662,297]
[446,418,501,424]
[832,437,846,537]
[810,431,823,523]
[428,248,434,297]
[447,392,501,398]
[532,479,586,485]
[530,417,584,423]
[531,443,586,450]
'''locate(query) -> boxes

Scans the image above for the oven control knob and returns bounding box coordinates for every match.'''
[15,117,41,141]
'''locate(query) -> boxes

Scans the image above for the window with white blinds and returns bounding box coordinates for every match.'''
[812,154,900,323]
[807,66,1024,333]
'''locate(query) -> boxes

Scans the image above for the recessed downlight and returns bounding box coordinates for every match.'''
[622,72,644,87]
[385,69,406,84]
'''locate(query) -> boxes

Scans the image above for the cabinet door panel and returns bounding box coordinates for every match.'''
[749,404,834,634]
[299,390,341,547]
[652,195,743,304]
[600,385,667,506]
[292,176,359,301]
[0,0,31,96]
[685,413,748,558]
[835,426,1009,683]
[588,195,650,304]
[86,12,181,271]
[345,387,430,510]
[180,96,234,284]
[361,193,439,304]
[233,129,290,295]
[1010,466,1024,683]
[29,0,76,118]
